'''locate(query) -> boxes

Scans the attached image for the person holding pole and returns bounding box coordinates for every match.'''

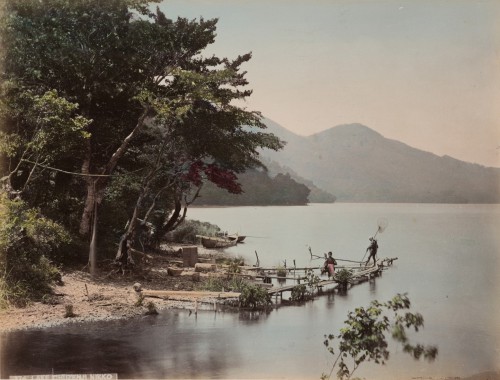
[365,237,378,267]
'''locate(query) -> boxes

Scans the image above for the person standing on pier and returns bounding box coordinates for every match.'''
[365,237,378,266]
[324,251,337,277]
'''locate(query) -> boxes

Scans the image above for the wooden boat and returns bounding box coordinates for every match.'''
[200,236,237,249]
[227,234,246,243]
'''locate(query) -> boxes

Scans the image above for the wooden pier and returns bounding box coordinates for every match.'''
[139,257,398,306]
[267,257,398,296]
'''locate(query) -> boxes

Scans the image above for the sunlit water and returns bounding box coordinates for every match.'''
[1,204,499,379]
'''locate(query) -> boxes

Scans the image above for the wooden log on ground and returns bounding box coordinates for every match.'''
[195,263,217,273]
[167,267,184,276]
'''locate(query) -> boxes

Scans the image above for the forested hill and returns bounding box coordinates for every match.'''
[260,119,500,203]
[193,169,311,206]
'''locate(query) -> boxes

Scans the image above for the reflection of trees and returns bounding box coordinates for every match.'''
[1,308,278,379]
[238,309,272,323]
[0,326,143,378]
[133,310,243,379]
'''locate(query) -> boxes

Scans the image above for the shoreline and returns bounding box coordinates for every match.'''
[0,271,211,333]
[0,245,235,333]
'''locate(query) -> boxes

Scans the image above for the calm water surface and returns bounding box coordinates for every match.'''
[1,203,499,379]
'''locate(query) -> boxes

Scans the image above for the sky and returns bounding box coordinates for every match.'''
[159,0,500,168]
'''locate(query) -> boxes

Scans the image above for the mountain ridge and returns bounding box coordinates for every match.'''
[260,119,500,203]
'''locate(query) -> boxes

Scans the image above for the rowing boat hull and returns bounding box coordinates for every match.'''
[201,236,237,249]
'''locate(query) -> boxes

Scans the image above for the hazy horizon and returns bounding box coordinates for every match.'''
[160,0,500,169]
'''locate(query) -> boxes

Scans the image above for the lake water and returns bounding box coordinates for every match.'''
[1,203,499,379]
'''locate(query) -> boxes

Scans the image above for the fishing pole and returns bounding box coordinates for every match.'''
[334,258,365,264]
[309,246,363,263]
[308,246,325,260]
[361,218,389,262]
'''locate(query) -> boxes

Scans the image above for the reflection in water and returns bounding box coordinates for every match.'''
[2,204,500,379]
[238,309,272,322]
[369,277,377,294]
[1,326,143,378]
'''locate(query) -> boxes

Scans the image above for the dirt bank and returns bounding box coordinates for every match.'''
[0,245,239,332]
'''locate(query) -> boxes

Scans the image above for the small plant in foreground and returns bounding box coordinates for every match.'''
[239,284,272,309]
[290,284,307,302]
[64,304,75,318]
[321,293,438,380]
[134,293,145,307]
[145,301,158,315]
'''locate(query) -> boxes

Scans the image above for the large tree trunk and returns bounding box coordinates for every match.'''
[79,139,95,236]
[79,107,151,271]
[80,179,96,236]
[114,193,143,264]
[89,200,98,276]
[79,107,151,237]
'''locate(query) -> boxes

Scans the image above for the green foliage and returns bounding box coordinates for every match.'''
[194,170,310,206]
[216,256,244,266]
[290,284,307,302]
[200,275,247,293]
[200,275,270,310]
[0,194,70,307]
[165,219,221,244]
[333,269,354,287]
[227,260,242,275]
[322,293,438,380]
[238,284,272,310]
[290,269,320,302]
[276,266,287,277]
[64,304,75,318]
[305,268,320,290]
[145,301,158,315]
[1,0,284,269]
[134,293,145,307]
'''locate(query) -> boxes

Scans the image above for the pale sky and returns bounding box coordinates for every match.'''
[159,0,500,168]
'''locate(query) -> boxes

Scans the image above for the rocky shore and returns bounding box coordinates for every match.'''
[0,245,237,332]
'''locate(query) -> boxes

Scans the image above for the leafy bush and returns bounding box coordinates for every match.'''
[238,284,272,309]
[200,276,271,309]
[322,294,438,380]
[334,268,354,287]
[290,269,320,302]
[290,284,307,302]
[200,275,247,293]
[216,256,244,265]
[165,219,221,243]
[223,257,244,276]
[0,194,70,307]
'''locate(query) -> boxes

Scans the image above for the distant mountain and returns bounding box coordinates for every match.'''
[262,158,336,203]
[260,119,500,203]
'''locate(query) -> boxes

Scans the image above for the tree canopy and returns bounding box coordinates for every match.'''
[0,0,284,271]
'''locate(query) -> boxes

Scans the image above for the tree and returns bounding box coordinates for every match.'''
[1,0,283,271]
[0,193,70,307]
[322,293,438,380]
